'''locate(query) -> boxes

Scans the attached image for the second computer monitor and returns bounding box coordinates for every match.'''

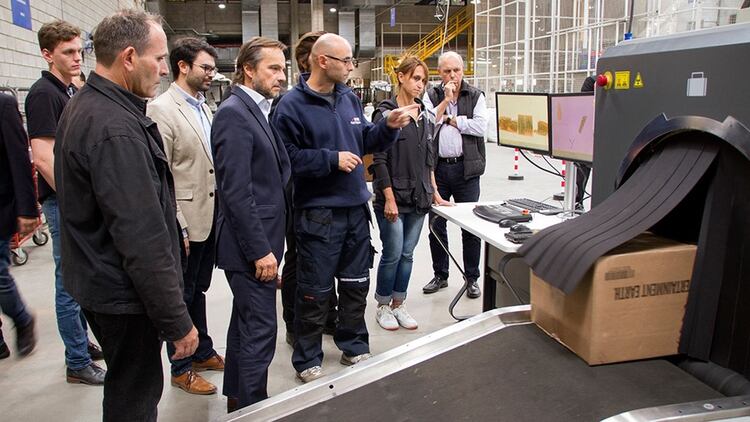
[496,92,550,154]
[548,92,595,164]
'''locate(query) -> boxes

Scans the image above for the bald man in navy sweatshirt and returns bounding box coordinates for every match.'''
[272,34,417,382]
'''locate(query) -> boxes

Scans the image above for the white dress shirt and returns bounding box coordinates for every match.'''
[174,84,213,157]
[423,91,488,158]
[238,84,272,122]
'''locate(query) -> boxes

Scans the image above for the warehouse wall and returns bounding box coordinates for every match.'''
[0,0,143,90]
[162,1,339,42]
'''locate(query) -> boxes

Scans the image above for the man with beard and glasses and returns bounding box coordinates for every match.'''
[211,37,291,411]
[272,33,417,383]
[147,37,224,396]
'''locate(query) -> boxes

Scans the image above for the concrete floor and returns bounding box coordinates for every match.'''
[0,143,583,421]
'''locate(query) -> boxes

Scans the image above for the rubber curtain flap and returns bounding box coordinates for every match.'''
[517,137,719,294]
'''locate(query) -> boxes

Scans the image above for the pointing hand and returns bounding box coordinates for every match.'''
[386,103,421,129]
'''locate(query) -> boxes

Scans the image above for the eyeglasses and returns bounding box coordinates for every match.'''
[324,55,358,67]
[193,63,217,75]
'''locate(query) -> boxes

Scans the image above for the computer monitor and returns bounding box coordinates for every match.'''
[495,92,550,154]
[548,92,595,164]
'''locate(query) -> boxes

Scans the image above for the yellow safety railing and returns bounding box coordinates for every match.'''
[384,6,474,84]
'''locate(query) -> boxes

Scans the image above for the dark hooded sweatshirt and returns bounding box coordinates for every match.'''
[272,74,400,209]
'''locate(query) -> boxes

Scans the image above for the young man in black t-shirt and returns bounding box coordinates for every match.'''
[25,19,105,385]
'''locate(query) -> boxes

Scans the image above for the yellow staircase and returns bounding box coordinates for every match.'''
[384,6,474,84]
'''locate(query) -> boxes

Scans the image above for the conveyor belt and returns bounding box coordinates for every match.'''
[227,307,722,422]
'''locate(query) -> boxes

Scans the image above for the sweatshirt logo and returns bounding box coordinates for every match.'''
[350,117,361,125]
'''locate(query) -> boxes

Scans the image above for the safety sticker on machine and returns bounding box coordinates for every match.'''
[615,71,630,90]
[633,72,644,88]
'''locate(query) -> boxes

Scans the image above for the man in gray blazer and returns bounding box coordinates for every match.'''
[147,37,223,395]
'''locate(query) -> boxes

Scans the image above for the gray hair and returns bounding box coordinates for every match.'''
[93,9,162,67]
[437,51,464,69]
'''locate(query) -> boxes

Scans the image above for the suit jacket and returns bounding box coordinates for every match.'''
[147,83,215,242]
[211,85,290,272]
[0,93,37,238]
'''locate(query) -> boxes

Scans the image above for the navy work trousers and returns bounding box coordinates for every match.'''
[292,205,374,372]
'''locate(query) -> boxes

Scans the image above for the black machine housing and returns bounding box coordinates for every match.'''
[592,22,750,205]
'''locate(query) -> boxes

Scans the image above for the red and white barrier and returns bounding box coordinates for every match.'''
[508,148,524,181]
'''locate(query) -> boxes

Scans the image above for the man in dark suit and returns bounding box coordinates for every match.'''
[0,93,37,359]
[211,37,291,411]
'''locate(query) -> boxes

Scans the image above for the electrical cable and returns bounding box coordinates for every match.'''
[626,0,636,35]
[441,1,451,56]
[518,149,563,177]
[428,214,475,321]
[517,150,592,208]
[541,155,564,177]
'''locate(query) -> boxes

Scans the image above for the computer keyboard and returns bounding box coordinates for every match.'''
[505,198,564,215]
[473,204,532,223]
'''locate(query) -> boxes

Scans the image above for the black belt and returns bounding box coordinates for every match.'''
[438,156,464,164]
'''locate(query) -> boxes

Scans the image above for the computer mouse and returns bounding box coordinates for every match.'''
[499,219,516,228]
[510,224,532,233]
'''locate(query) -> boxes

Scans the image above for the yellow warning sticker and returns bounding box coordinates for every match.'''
[634,72,644,88]
[615,71,630,90]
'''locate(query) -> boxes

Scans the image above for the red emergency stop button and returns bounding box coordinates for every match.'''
[597,72,614,90]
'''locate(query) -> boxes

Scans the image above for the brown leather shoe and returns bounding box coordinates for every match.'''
[192,354,225,372]
[227,397,239,413]
[171,370,217,395]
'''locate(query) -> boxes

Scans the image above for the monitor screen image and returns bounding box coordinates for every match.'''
[549,93,595,164]
[495,92,550,154]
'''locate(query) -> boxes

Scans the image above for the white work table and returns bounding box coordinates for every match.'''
[429,201,565,318]
[430,201,564,252]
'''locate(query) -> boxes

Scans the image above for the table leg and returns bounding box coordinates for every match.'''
[428,213,476,321]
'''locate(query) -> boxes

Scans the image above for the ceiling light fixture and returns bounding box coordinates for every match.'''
[218,3,226,9]
[330,7,337,13]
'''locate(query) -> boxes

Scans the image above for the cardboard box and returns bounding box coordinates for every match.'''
[363,154,374,182]
[531,233,696,365]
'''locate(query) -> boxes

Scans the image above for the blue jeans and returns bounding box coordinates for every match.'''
[374,210,426,305]
[43,196,92,370]
[0,238,33,346]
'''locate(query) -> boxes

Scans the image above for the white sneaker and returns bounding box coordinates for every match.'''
[340,352,372,366]
[376,304,399,331]
[296,365,324,383]
[392,304,418,330]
